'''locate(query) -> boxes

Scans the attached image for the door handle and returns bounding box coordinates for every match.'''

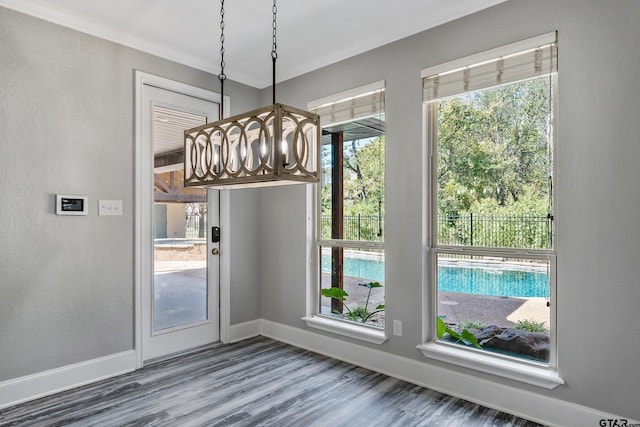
[211,248,220,255]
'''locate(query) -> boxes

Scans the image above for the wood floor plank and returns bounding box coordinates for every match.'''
[0,337,544,427]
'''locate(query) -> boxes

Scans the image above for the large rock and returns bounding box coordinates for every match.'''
[475,325,503,341]
[475,326,550,361]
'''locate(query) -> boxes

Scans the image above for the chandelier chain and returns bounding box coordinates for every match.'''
[219,0,226,81]
[271,0,277,59]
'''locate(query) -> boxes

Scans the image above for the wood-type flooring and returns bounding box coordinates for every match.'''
[0,336,543,426]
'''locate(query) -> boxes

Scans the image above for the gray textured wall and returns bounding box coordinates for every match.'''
[228,189,261,326]
[256,0,640,419]
[0,6,261,381]
[2,0,640,420]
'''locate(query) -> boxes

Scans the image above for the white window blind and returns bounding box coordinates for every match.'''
[308,80,385,127]
[423,33,557,101]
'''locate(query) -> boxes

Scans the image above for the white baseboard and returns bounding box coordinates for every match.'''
[228,319,262,343]
[0,320,256,411]
[259,319,637,427]
[0,350,136,410]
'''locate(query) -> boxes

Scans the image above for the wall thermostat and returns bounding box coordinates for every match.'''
[56,195,88,215]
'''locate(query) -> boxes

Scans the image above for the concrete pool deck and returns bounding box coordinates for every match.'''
[438,291,550,328]
[154,260,206,330]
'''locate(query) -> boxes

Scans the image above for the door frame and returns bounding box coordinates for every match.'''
[134,71,231,368]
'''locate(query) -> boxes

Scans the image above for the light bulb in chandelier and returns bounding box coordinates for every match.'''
[281,139,289,166]
[213,152,220,174]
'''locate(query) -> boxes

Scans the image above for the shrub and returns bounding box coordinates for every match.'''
[514,319,549,333]
[460,321,485,330]
[321,282,384,323]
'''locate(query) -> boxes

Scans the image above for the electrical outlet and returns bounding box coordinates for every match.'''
[393,319,402,336]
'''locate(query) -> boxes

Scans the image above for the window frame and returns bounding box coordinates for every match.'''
[419,34,564,389]
[302,82,387,344]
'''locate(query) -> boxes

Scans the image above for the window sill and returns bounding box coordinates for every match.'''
[416,341,564,389]
[302,316,387,345]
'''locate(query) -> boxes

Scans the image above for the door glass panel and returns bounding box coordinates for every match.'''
[152,105,208,331]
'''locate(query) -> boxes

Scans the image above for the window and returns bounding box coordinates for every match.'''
[303,82,386,343]
[419,33,562,387]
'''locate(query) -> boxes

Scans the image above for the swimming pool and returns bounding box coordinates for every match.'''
[321,254,385,285]
[321,256,549,298]
[437,264,548,298]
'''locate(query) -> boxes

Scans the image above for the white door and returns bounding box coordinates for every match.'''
[139,80,221,361]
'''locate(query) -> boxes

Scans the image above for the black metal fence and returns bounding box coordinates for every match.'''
[438,213,552,249]
[321,213,552,248]
[321,214,383,241]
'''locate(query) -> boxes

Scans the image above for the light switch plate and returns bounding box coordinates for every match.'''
[98,200,122,216]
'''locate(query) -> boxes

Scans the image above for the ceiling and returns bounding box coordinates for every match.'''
[1,0,507,89]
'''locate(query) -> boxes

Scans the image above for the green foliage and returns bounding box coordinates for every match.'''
[321,287,348,302]
[436,78,553,249]
[436,317,482,349]
[321,282,385,324]
[437,315,447,338]
[343,137,384,216]
[514,319,549,333]
[321,136,385,242]
[460,321,485,330]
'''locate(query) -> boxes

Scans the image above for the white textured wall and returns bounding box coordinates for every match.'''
[257,0,640,419]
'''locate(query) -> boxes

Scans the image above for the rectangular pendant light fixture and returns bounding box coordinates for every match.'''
[183,0,320,189]
[184,103,319,189]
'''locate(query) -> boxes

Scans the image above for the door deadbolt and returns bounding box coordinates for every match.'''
[211,248,220,255]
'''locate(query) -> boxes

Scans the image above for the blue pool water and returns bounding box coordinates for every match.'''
[321,256,548,298]
[437,265,548,298]
[321,255,385,285]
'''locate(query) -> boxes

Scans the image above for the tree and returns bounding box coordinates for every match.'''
[437,78,552,217]
[343,136,384,216]
[320,136,385,241]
